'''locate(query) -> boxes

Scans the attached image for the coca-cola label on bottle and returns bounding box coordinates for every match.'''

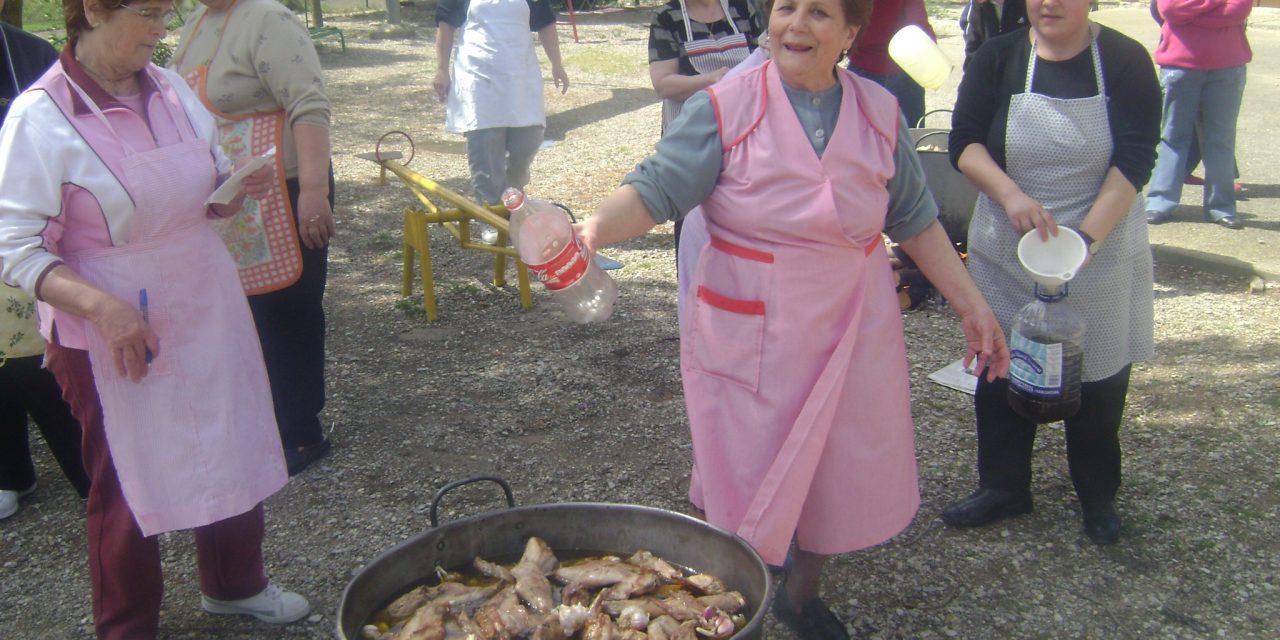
[525,232,589,291]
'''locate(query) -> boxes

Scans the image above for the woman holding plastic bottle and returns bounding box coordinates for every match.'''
[577,0,1008,636]
[941,0,1160,545]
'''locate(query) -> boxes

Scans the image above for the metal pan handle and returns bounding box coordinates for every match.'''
[914,130,950,146]
[915,108,953,129]
[429,475,516,528]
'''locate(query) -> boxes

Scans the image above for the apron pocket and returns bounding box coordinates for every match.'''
[688,285,765,392]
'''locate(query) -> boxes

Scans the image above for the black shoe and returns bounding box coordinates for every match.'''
[285,437,331,476]
[1213,216,1244,230]
[941,488,1033,528]
[772,592,849,640]
[1146,210,1173,225]
[1083,502,1121,545]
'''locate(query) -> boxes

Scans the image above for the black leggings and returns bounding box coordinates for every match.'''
[975,365,1132,508]
[0,354,90,496]
[246,170,334,450]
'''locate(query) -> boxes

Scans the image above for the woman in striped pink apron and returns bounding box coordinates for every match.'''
[584,0,1009,636]
[648,0,764,261]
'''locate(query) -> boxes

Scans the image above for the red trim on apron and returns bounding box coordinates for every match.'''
[696,285,765,315]
[709,234,775,263]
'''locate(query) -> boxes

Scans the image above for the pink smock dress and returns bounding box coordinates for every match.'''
[684,61,919,565]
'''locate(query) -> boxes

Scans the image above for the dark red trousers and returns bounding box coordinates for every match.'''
[46,342,268,640]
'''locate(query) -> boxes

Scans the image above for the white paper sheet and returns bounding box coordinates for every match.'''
[205,146,276,205]
[927,358,978,395]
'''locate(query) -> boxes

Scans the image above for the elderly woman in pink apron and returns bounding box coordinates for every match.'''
[942,0,1159,545]
[579,0,1009,636]
[434,0,568,244]
[0,1,309,637]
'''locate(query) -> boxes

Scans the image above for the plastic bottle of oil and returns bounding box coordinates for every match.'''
[1007,283,1085,422]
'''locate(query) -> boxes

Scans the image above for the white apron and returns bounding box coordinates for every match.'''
[661,0,752,132]
[967,31,1153,382]
[56,73,287,536]
[445,0,546,134]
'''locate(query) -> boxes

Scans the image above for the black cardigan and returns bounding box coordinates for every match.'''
[962,0,1029,70]
[1,23,59,125]
[949,26,1161,192]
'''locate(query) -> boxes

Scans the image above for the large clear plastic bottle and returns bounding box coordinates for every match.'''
[508,191,617,323]
[1007,283,1085,423]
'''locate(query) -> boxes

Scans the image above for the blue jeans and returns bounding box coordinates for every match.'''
[1145,65,1246,222]
[847,65,926,129]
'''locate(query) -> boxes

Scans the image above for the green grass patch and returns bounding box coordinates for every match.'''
[560,48,647,78]
[20,0,63,33]
[394,296,424,314]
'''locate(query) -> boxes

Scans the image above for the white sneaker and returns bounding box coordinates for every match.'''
[201,582,310,624]
[0,483,37,520]
[479,223,499,245]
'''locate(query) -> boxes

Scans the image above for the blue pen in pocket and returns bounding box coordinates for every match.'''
[139,288,152,365]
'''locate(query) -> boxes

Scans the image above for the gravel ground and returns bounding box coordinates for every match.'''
[2,5,1279,639]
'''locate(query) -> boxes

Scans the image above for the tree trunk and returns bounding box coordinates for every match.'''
[1,0,24,29]
[311,0,323,27]
[385,0,400,25]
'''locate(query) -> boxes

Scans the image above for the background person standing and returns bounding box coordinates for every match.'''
[172,0,337,475]
[1,10,91,518]
[1143,0,1251,229]
[846,0,936,128]
[434,0,569,244]
[943,0,1160,545]
[648,0,762,261]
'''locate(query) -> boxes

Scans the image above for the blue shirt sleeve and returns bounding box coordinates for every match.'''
[528,0,557,31]
[436,0,468,27]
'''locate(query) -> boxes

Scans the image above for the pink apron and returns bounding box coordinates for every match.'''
[51,70,286,536]
[686,62,919,565]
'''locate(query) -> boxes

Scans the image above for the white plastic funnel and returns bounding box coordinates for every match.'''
[1017,228,1087,293]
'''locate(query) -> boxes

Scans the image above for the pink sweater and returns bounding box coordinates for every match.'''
[1155,0,1252,70]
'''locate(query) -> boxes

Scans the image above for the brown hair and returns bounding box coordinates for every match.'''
[763,0,873,28]
[64,0,132,41]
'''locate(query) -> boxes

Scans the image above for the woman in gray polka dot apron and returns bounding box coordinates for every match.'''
[940,0,1162,544]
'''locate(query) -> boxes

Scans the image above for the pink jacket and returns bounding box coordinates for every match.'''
[1155,0,1252,70]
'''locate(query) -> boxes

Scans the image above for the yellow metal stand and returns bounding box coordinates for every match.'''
[359,152,533,321]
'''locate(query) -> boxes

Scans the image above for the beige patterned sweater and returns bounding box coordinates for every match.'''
[171,0,330,180]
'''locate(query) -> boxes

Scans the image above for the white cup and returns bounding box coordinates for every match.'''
[887,25,953,91]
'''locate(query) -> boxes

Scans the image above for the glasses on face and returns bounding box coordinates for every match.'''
[119,4,177,25]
